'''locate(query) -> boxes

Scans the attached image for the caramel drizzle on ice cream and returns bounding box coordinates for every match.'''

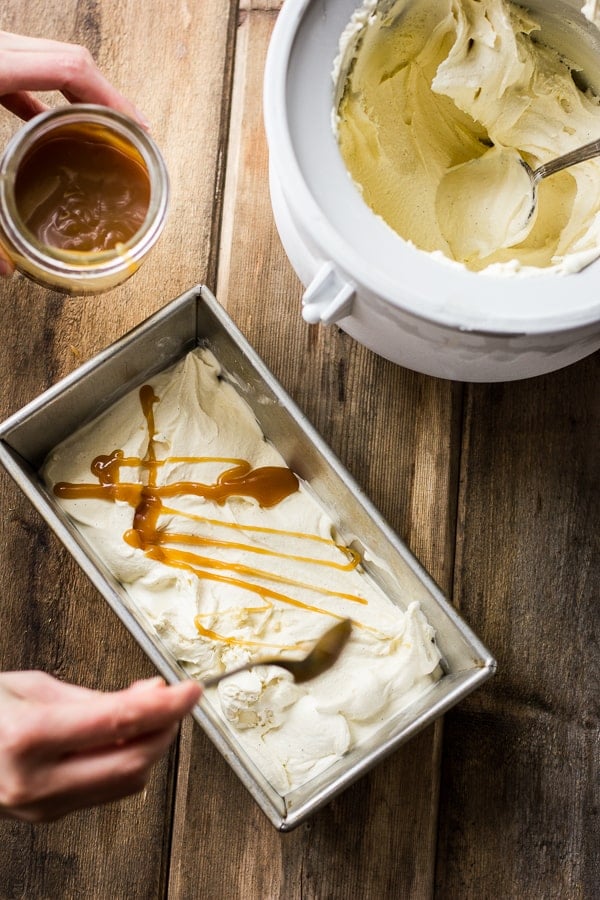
[54,382,371,652]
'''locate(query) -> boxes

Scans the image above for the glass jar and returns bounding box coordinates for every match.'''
[0,104,169,294]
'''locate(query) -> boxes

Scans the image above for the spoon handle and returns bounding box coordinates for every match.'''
[201,619,352,688]
[532,137,600,183]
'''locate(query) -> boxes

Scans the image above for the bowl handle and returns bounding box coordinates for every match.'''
[302,262,355,325]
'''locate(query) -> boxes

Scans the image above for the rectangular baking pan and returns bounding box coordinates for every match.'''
[0,285,495,830]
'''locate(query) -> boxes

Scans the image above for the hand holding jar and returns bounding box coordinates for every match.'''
[0,30,152,279]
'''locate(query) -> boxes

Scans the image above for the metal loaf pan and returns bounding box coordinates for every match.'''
[0,285,496,830]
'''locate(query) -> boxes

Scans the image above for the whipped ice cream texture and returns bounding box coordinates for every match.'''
[335,0,600,273]
[42,348,442,794]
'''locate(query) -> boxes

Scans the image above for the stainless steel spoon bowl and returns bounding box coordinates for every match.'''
[436,136,600,261]
[520,136,600,231]
[202,618,353,687]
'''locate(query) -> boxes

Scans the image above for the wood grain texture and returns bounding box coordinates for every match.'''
[165,9,458,900]
[0,1,237,897]
[436,355,600,899]
[1,1,598,898]
[240,0,284,9]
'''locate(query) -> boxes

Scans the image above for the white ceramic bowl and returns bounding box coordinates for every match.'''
[264,0,600,381]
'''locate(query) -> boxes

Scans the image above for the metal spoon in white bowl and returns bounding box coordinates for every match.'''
[517,137,600,234]
[202,618,353,688]
[436,137,600,262]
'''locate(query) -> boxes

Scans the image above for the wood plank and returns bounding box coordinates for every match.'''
[0,0,236,408]
[168,9,461,898]
[6,1,594,897]
[0,1,237,897]
[240,1,284,9]
[436,354,600,898]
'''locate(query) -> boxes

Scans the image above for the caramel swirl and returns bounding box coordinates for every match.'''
[56,453,298,509]
[54,381,374,651]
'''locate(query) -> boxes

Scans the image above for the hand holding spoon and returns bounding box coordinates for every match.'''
[202,618,353,687]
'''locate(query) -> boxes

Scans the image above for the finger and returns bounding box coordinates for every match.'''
[0,32,83,54]
[0,41,149,128]
[0,670,98,703]
[37,680,201,754]
[5,724,180,823]
[35,675,166,703]
[60,721,179,789]
[1,90,48,120]
[0,672,184,711]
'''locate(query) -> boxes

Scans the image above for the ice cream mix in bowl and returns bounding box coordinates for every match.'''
[0,287,494,829]
[264,0,600,380]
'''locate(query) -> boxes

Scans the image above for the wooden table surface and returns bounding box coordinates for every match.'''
[0,2,598,898]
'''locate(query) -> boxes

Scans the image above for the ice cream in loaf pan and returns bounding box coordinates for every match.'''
[42,347,442,794]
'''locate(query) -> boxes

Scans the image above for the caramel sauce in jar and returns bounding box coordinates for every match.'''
[0,105,168,293]
[14,124,151,253]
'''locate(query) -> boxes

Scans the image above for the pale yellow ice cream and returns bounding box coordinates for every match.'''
[335,0,600,273]
[42,348,442,794]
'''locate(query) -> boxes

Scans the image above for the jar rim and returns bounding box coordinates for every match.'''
[0,104,169,281]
